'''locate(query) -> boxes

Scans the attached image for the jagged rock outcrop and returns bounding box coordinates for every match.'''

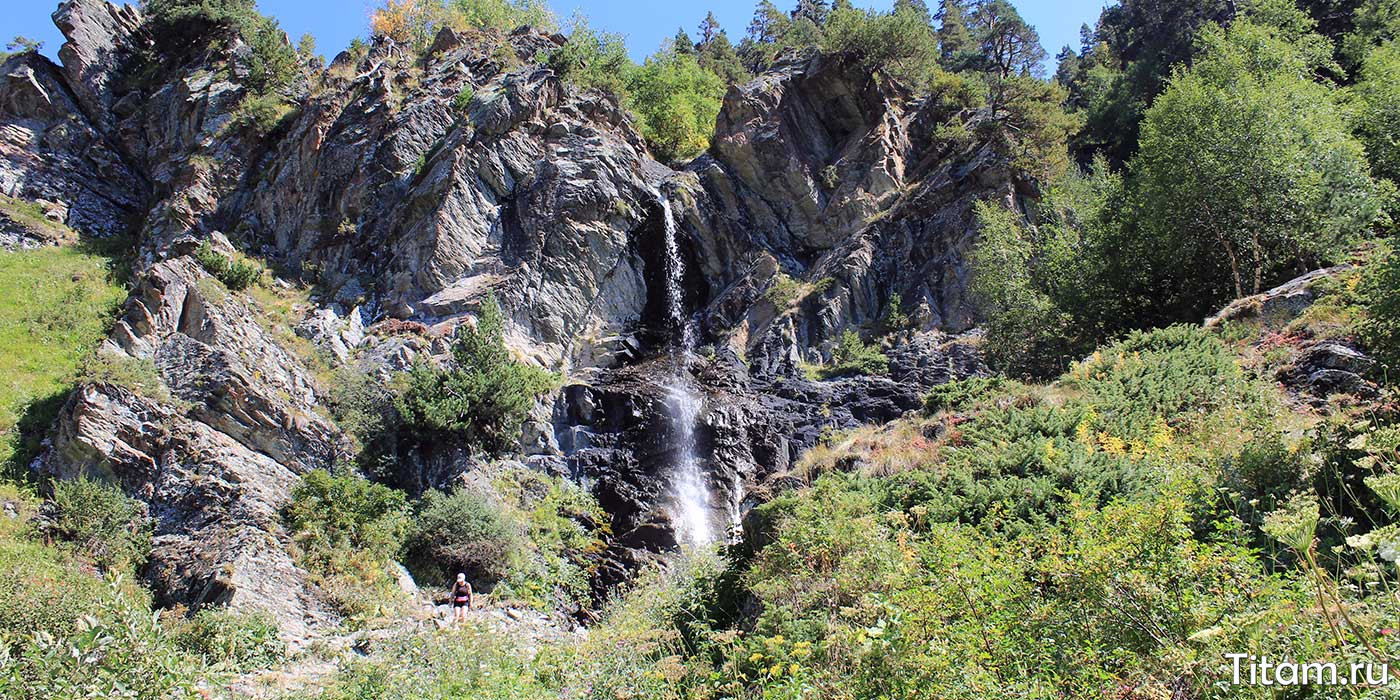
[0,51,146,237]
[6,0,1022,641]
[39,252,347,642]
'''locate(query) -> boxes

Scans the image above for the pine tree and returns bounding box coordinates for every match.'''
[935,0,974,68]
[699,10,721,44]
[793,0,831,26]
[748,0,788,42]
[675,28,696,54]
[894,0,934,26]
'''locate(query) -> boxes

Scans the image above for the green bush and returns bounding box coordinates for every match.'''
[194,241,262,290]
[77,353,170,402]
[452,85,475,112]
[0,575,210,699]
[284,469,412,618]
[395,296,554,456]
[0,530,106,644]
[171,606,284,672]
[812,329,888,379]
[545,16,632,96]
[406,487,522,586]
[1363,245,1400,381]
[228,94,296,135]
[47,477,151,572]
[492,466,607,610]
[922,375,1019,413]
[624,46,725,162]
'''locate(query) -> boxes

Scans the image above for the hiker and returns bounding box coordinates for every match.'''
[450,573,473,623]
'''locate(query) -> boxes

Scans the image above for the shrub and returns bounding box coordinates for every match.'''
[813,330,888,379]
[228,94,296,135]
[1362,245,1400,381]
[370,0,557,50]
[144,0,298,95]
[492,466,608,610]
[624,46,725,162]
[47,476,151,572]
[923,375,1019,413]
[0,575,210,699]
[194,241,262,290]
[546,16,632,96]
[171,606,284,672]
[0,529,106,644]
[77,353,170,402]
[394,296,555,456]
[452,85,475,112]
[405,487,522,586]
[284,469,412,618]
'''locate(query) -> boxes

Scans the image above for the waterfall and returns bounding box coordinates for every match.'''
[656,192,714,549]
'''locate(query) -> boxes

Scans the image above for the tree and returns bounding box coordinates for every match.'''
[1054,45,1080,86]
[967,0,1046,80]
[793,0,831,26]
[625,45,727,161]
[698,30,752,84]
[1342,0,1400,68]
[674,28,697,54]
[969,161,1125,377]
[824,3,941,86]
[934,0,974,68]
[5,36,43,53]
[1349,40,1400,184]
[395,296,554,456]
[699,10,721,43]
[894,0,934,27]
[1129,22,1385,314]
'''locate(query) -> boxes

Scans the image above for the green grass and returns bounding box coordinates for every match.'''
[0,243,128,473]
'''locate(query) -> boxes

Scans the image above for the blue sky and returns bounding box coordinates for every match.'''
[10,0,1108,67]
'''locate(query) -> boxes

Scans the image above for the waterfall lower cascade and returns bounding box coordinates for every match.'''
[657,192,715,549]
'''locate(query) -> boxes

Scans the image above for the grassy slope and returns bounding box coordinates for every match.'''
[0,242,127,471]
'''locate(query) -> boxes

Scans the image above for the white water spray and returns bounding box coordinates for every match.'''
[656,192,713,549]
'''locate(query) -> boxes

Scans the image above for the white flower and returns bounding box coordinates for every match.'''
[1379,539,1400,563]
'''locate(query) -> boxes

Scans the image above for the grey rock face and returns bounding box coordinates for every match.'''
[43,383,339,645]
[39,255,346,643]
[0,52,146,238]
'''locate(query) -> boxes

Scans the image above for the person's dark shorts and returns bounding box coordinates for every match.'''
[452,599,468,608]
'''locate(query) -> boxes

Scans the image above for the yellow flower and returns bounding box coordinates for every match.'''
[769,664,785,677]
[749,652,764,663]
[789,663,801,674]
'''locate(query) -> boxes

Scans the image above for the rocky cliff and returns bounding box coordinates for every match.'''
[0,0,1027,641]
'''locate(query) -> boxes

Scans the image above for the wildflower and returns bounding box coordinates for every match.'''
[1262,494,1319,552]
[789,663,800,674]
[1382,628,1394,636]
[1380,539,1400,563]
[749,652,764,663]
[769,664,784,677]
